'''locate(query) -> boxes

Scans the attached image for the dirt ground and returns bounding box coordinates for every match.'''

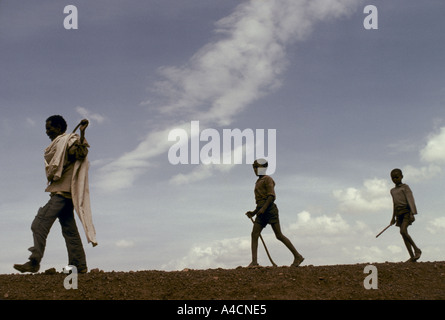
[1,261,444,301]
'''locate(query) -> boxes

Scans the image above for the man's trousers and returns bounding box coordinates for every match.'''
[28,194,87,269]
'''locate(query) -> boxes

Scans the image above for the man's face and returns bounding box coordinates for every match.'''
[45,121,62,141]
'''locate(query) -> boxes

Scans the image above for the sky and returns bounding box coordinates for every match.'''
[1,0,445,274]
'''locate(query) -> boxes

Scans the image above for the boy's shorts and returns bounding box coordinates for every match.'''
[396,212,415,227]
[255,203,279,228]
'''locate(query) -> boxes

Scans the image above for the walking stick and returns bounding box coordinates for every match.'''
[72,119,89,133]
[249,217,277,267]
[376,224,392,238]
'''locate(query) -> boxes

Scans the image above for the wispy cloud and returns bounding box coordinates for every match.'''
[169,163,235,186]
[75,106,106,124]
[96,0,361,192]
[26,117,36,127]
[151,0,360,126]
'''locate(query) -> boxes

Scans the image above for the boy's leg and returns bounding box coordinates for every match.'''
[58,199,87,272]
[400,219,421,261]
[271,222,304,266]
[249,222,263,267]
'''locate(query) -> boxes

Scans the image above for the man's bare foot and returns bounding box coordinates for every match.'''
[291,255,304,267]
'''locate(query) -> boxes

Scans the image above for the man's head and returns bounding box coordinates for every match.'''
[390,168,403,186]
[45,115,67,141]
[253,158,268,176]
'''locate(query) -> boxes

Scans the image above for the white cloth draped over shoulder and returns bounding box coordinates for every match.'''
[44,133,98,247]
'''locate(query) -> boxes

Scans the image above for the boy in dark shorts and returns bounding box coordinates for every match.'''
[389,168,422,262]
[245,159,304,267]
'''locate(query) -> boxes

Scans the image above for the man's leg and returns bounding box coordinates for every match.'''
[29,196,68,263]
[271,222,304,267]
[58,200,87,272]
[14,195,61,273]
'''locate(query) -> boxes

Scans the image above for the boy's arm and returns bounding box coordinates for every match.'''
[390,205,396,225]
[256,195,275,215]
[245,195,275,218]
[389,189,396,225]
[404,186,418,214]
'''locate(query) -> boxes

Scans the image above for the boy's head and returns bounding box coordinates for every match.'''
[46,115,67,141]
[253,158,268,176]
[390,168,403,185]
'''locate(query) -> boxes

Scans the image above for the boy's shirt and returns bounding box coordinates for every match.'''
[254,175,276,205]
[390,183,417,215]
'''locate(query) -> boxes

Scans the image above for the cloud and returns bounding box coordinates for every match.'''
[420,126,445,164]
[96,0,361,192]
[400,164,442,182]
[340,245,400,263]
[152,0,360,126]
[169,163,235,186]
[94,127,175,192]
[26,117,36,127]
[75,106,106,124]
[427,216,445,234]
[162,237,250,270]
[333,178,392,213]
[115,239,135,248]
[162,210,382,270]
[289,210,351,236]
[331,126,445,216]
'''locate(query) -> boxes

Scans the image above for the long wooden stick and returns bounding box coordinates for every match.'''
[376,224,392,238]
[250,217,277,267]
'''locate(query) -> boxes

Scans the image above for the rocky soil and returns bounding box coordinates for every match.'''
[1,261,443,301]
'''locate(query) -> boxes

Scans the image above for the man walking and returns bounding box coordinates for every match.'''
[14,115,97,273]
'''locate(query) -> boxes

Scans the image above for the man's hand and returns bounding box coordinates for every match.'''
[79,119,89,132]
[78,119,89,143]
[245,211,255,219]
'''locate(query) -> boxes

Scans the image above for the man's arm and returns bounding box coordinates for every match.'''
[68,119,89,160]
[78,119,88,144]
